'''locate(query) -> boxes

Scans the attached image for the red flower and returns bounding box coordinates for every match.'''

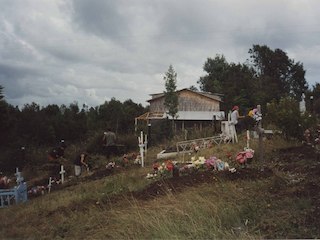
[165,160,174,171]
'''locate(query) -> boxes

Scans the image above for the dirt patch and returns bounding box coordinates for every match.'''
[132,167,273,200]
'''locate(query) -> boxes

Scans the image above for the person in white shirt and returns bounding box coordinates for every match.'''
[230,106,239,125]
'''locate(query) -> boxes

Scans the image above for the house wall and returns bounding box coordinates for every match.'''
[149,90,220,112]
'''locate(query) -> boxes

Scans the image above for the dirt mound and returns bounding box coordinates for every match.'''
[132,167,273,200]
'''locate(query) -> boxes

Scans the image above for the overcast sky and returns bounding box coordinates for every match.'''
[0,0,319,108]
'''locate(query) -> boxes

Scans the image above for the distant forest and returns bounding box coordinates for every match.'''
[0,95,147,148]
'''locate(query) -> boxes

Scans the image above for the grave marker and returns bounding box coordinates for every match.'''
[59,165,66,184]
[15,168,24,184]
[256,105,265,170]
[138,131,145,167]
[48,177,53,193]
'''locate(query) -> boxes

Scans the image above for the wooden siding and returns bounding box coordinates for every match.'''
[149,90,220,112]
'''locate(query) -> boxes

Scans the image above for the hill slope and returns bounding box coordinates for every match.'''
[1,139,320,239]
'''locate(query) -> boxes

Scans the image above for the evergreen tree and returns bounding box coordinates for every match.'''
[164,65,178,130]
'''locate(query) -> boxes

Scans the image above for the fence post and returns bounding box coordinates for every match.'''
[257,105,264,170]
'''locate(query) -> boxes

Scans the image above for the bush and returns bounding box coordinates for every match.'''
[265,97,316,139]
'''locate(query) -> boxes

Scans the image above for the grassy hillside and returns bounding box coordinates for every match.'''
[1,135,320,239]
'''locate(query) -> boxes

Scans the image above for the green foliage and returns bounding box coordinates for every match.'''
[248,45,308,102]
[198,45,308,112]
[0,85,4,100]
[0,95,147,170]
[265,97,311,139]
[308,83,320,115]
[198,54,228,94]
[164,65,178,120]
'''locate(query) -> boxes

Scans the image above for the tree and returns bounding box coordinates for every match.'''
[164,65,178,130]
[198,45,308,112]
[0,85,4,100]
[0,85,10,145]
[106,98,124,134]
[189,85,198,91]
[122,99,145,133]
[222,63,255,111]
[266,97,310,139]
[248,45,308,103]
[164,65,178,118]
[308,83,320,115]
[198,55,254,111]
[198,55,229,94]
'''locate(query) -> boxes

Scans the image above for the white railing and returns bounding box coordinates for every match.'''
[176,134,230,153]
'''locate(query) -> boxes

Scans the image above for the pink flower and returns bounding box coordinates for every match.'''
[205,156,217,169]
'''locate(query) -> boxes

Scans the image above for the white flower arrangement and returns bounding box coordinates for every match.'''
[146,173,157,179]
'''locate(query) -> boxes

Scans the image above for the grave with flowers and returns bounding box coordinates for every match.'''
[146,155,235,180]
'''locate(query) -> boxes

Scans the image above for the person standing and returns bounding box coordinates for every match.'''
[74,152,88,177]
[230,106,240,126]
[102,128,117,158]
[230,105,245,133]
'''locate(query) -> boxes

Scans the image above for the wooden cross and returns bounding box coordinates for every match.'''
[59,165,66,184]
[15,168,24,185]
[144,134,148,158]
[48,177,53,193]
[257,105,264,170]
[138,131,145,167]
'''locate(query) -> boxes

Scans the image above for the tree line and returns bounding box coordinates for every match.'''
[0,44,319,170]
[197,44,313,112]
[0,92,146,148]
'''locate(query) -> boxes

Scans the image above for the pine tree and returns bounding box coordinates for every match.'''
[164,65,178,130]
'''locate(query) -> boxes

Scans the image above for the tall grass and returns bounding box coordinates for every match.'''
[1,175,263,239]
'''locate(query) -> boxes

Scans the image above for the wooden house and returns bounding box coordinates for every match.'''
[135,88,225,131]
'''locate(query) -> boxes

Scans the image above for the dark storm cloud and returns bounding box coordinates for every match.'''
[0,0,319,108]
[71,0,130,39]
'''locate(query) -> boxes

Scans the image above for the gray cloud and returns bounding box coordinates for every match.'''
[0,0,319,108]
[71,0,131,39]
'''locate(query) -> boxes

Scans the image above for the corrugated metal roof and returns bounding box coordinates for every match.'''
[166,111,225,121]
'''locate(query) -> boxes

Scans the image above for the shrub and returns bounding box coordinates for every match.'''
[265,97,316,139]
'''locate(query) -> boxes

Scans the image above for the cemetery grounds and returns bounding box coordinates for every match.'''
[0,135,320,239]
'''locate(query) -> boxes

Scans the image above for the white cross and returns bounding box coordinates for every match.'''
[246,130,250,149]
[138,131,145,167]
[59,165,66,184]
[15,168,24,184]
[48,177,53,193]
